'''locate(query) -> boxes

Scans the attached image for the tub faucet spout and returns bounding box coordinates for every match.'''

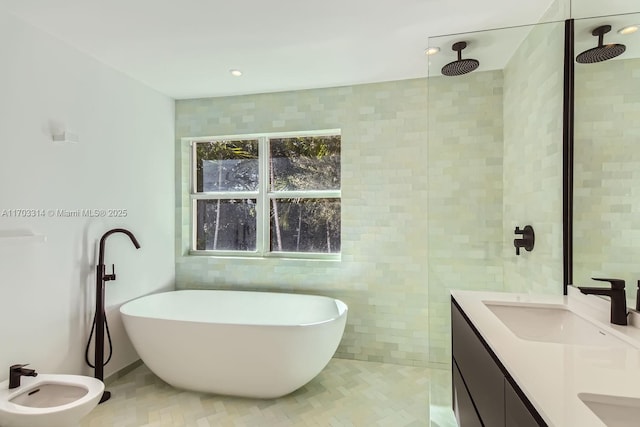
[98,228,141,271]
[97,228,140,283]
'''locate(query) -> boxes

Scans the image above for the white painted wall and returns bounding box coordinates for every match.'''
[0,9,175,380]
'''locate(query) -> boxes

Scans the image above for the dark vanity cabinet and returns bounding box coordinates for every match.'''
[451,298,547,427]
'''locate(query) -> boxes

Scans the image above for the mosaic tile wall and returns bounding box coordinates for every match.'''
[427,70,506,364]
[175,80,430,366]
[502,21,565,295]
[573,58,640,303]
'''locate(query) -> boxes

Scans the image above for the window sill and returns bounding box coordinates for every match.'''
[187,250,341,262]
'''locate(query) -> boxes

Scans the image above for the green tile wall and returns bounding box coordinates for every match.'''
[175,80,430,366]
[426,18,566,366]
[502,21,565,294]
[174,19,568,368]
[427,70,505,364]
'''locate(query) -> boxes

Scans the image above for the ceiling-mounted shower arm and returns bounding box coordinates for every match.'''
[593,25,611,47]
[452,41,466,61]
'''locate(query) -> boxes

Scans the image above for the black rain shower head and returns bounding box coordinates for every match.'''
[576,25,626,64]
[441,41,479,77]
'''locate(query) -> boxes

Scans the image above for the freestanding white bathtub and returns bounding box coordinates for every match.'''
[120,290,348,398]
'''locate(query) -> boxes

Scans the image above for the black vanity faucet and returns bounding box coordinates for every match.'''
[9,364,37,389]
[578,278,627,326]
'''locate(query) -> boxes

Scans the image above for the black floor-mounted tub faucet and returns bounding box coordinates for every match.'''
[88,228,140,404]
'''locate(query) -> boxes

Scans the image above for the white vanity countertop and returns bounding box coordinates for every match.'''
[451,288,640,427]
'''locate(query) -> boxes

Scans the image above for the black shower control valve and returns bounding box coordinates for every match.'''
[514,225,535,256]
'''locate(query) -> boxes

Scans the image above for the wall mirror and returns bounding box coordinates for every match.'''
[571,9,640,310]
[426,18,565,365]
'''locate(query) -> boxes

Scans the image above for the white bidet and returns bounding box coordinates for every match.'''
[0,374,104,427]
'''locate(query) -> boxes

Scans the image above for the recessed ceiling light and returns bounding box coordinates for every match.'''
[230,69,243,77]
[618,25,639,35]
[425,47,440,56]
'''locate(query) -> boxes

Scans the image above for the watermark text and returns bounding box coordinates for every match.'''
[1,208,128,218]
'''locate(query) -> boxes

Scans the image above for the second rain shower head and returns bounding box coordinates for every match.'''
[441,41,479,76]
[576,25,626,64]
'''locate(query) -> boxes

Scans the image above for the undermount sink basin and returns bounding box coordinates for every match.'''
[484,301,634,348]
[579,393,640,427]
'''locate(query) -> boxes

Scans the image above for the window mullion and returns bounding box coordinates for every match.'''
[269,190,341,199]
[192,192,258,200]
[258,136,270,255]
[190,142,196,250]
[190,140,197,193]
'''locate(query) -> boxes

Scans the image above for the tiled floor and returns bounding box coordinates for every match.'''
[80,359,457,427]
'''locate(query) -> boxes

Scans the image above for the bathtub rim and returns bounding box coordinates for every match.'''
[120,289,348,328]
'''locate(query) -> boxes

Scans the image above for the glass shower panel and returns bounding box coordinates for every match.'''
[426,20,565,365]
